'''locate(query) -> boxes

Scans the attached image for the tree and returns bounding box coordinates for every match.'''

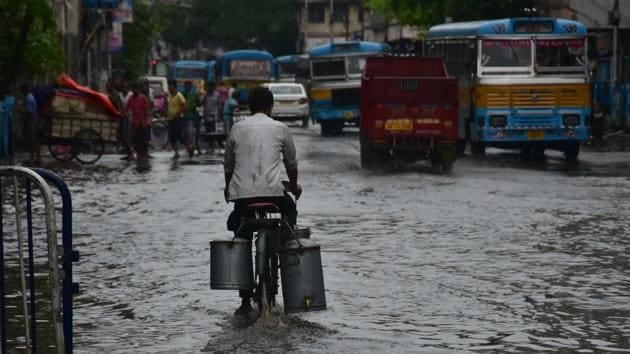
[162,0,299,57]
[367,0,539,27]
[0,0,65,96]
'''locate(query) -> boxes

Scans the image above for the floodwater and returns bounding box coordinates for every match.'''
[2,125,630,353]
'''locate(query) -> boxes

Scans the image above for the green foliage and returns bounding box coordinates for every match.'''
[162,0,299,56]
[367,0,539,26]
[0,0,65,86]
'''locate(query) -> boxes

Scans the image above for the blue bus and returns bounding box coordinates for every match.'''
[427,18,590,160]
[215,50,277,104]
[308,41,391,135]
[172,60,211,93]
[275,54,309,82]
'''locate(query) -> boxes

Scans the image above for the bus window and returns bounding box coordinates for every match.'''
[312,59,345,77]
[175,67,208,79]
[536,38,586,72]
[481,39,532,67]
[347,57,366,75]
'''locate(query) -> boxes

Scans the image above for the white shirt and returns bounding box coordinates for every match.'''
[224,113,298,200]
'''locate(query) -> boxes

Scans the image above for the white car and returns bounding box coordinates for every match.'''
[261,83,310,127]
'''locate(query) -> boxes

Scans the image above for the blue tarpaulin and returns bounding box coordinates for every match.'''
[0,96,15,160]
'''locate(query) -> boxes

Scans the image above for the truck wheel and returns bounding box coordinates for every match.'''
[564,142,579,162]
[360,137,379,169]
[455,139,466,157]
[470,141,486,156]
[302,116,309,128]
[441,160,454,174]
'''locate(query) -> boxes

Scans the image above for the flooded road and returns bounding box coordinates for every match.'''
[12,125,630,352]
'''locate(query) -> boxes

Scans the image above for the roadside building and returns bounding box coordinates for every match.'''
[542,0,630,130]
[296,0,421,53]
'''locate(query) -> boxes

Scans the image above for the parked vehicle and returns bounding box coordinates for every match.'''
[426,17,591,161]
[275,54,309,82]
[215,50,277,104]
[172,60,210,94]
[360,56,459,173]
[308,41,391,135]
[261,83,309,127]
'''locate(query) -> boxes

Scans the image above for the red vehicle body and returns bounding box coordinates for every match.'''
[360,56,459,172]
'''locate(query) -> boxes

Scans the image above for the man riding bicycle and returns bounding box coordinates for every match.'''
[223,87,302,315]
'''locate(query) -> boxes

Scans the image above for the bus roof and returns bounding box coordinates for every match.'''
[221,50,275,61]
[276,54,307,64]
[309,41,391,58]
[174,60,208,68]
[427,18,587,38]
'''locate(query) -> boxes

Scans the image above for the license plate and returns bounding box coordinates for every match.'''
[526,130,545,140]
[385,119,413,131]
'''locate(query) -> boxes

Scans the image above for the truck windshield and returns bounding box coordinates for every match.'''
[312,59,345,78]
[535,38,586,73]
[175,68,207,79]
[481,39,532,68]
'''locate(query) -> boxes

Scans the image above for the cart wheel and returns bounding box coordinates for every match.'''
[72,128,104,164]
[48,143,74,162]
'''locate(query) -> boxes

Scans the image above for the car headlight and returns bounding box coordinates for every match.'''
[563,114,580,126]
[489,115,507,128]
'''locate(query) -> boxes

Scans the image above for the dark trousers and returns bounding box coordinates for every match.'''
[228,195,297,300]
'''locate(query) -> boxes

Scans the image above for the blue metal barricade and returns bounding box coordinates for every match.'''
[0,97,15,161]
[0,167,78,354]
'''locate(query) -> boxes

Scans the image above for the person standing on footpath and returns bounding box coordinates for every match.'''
[115,81,134,161]
[125,83,152,160]
[167,79,192,159]
[202,81,221,152]
[182,81,201,155]
[19,83,40,163]
[223,90,239,133]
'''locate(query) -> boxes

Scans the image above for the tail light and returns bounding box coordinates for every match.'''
[298,98,308,104]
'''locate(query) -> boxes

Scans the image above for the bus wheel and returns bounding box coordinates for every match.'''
[320,121,332,136]
[532,146,546,161]
[564,142,580,162]
[520,144,533,160]
[470,141,486,156]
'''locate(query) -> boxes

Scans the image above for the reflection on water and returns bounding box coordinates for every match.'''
[3,128,628,352]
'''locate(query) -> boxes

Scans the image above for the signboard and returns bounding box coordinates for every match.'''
[229,60,271,80]
[113,0,133,23]
[107,22,123,53]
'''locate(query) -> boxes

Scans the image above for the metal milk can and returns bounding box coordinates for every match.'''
[280,237,327,313]
[210,239,254,290]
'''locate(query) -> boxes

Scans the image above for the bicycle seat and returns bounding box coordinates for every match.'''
[247,202,280,213]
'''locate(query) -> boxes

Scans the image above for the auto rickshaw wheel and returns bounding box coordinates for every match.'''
[72,128,105,164]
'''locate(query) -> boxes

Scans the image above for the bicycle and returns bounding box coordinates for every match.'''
[234,201,296,316]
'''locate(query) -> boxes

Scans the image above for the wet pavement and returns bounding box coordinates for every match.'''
[3,125,630,352]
